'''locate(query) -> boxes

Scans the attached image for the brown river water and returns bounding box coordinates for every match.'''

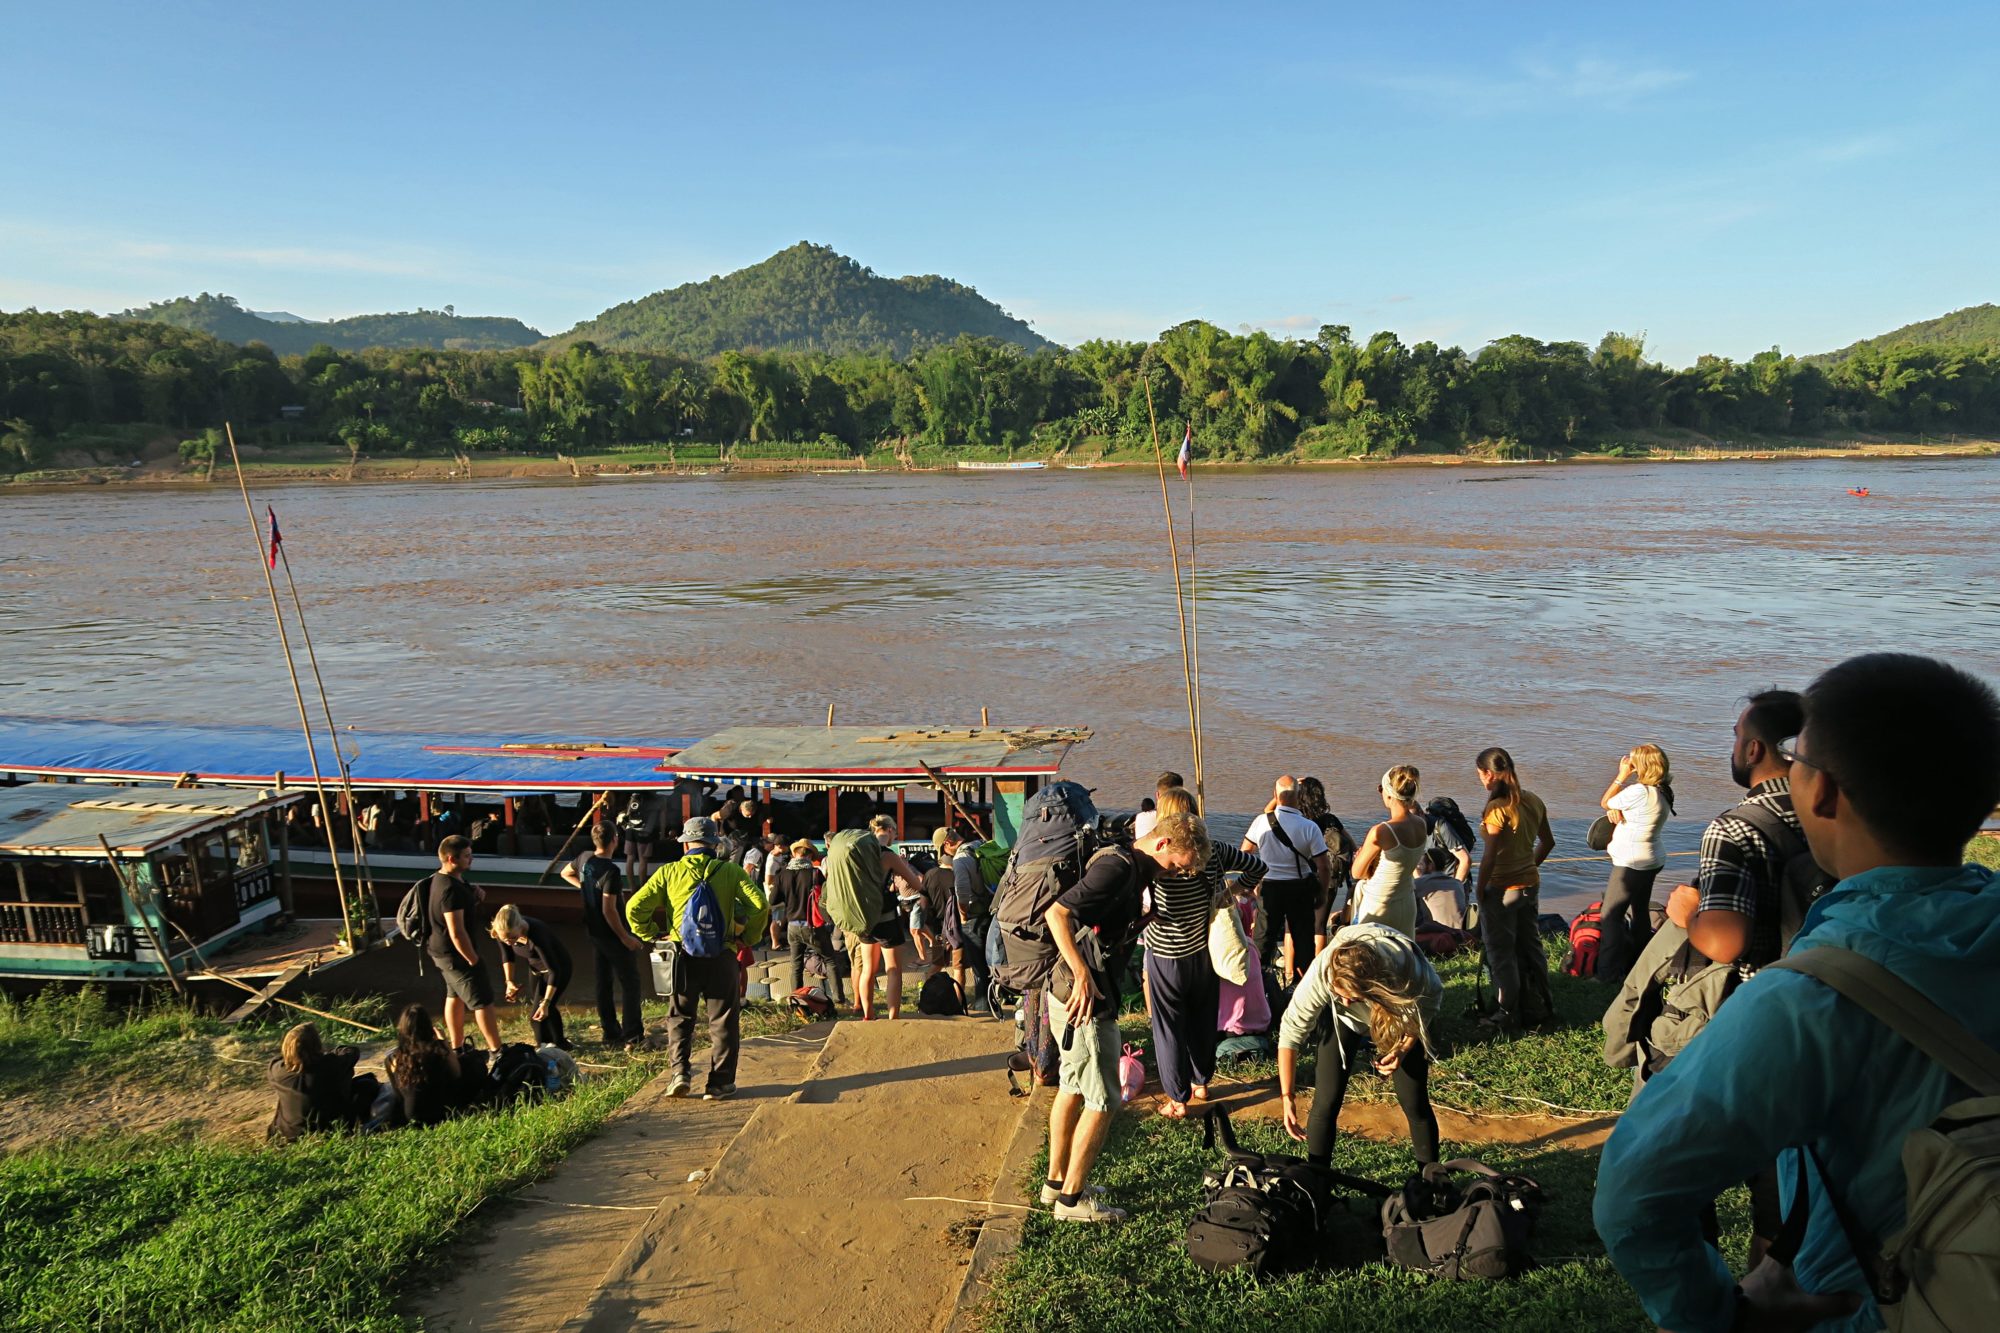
[3,457,1996,916]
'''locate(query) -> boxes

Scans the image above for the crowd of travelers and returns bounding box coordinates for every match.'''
[259,650,2000,1333]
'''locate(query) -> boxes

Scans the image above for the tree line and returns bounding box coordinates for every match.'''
[4,307,1998,474]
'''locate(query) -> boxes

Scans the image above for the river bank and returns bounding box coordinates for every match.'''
[5,433,1992,489]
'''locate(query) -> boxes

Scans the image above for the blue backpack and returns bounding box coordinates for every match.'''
[678,866,726,958]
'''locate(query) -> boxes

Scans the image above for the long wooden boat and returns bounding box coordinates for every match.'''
[0,718,1090,921]
[0,783,337,984]
[956,460,1047,471]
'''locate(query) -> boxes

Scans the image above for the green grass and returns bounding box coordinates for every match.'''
[987,1112,1752,1332]
[0,990,803,1332]
[0,987,388,1097]
[1967,834,2000,872]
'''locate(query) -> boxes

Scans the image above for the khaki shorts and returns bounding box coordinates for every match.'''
[1048,1004,1121,1113]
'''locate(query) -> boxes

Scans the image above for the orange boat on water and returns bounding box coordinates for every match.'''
[1848,487,1871,497]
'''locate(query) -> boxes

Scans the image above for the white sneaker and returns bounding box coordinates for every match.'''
[1053,1195,1127,1224]
[1039,1181,1107,1207]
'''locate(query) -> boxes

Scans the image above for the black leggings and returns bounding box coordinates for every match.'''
[1595,864,1661,983]
[1259,879,1317,975]
[1306,1023,1440,1169]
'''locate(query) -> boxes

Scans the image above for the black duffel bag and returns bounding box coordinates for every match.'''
[1380,1158,1544,1280]
[1184,1108,1333,1275]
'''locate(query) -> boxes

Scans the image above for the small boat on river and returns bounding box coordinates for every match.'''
[957,460,1047,471]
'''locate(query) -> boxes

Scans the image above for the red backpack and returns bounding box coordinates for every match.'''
[1564,901,1604,977]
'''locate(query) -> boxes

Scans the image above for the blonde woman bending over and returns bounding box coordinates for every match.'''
[1275,922,1442,1168]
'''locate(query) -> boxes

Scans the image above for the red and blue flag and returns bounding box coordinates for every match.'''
[1176,422,1192,480]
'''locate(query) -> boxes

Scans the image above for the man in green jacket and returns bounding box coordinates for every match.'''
[626,815,769,1099]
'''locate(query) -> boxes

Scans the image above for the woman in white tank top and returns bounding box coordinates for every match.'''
[1350,766,1429,938]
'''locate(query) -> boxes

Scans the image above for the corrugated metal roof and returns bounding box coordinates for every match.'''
[0,785,303,857]
[0,716,700,794]
[657,725,1088,788]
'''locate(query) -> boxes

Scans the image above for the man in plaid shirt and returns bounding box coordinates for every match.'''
[1666,689,1806,977]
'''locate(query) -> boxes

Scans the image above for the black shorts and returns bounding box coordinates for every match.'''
[863,913,910,948]
[433,954,495,1009]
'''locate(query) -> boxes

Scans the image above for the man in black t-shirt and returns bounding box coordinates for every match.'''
[564,822,647,1046]
[1042,812,1209,1224]
[425,834,503,1052]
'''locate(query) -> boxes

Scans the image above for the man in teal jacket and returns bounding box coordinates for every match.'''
[627,815,769,1100]
[1596,653,2000,1333]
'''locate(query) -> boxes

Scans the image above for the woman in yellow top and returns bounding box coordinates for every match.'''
[1472,746,1556,1030]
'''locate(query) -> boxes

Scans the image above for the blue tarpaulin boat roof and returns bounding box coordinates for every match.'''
[0,716,701,795]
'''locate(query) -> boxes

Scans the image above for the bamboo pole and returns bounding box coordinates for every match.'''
[916,760,990,840]
[274,543,379,926]
[1183,437,1206,813]
[1142,376,1201,792]
[224,423,356,946]
[97,836,183,995]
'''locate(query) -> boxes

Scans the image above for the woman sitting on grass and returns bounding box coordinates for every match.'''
[386,1004,463,1128]
[266,1021,380,1143]
[1275,922,1442,1170]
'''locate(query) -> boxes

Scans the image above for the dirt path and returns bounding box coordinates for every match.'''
[563,1016,1029,1333]
[1155,1075,1620,1152]
[409,1025,835,1331]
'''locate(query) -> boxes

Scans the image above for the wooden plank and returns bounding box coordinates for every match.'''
[221,961,310,1025]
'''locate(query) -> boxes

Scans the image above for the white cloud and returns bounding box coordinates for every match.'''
[1360,52,1691,114]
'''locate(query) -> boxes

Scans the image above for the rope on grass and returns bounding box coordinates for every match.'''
[516,1196,656,1212]
[903,1196,1040,1211]
[1432,1072,1619,1120]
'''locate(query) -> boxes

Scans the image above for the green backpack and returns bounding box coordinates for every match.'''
[974,839,1011,892]
[1765,948,2000,1332]
[1601,921,1741,1077]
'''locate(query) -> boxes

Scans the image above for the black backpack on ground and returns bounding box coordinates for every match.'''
[917,972,966,1016]
[1380,1159,1544,1280]
[487,1043,547,1106]
[395,875,436,952]
[1184,1108,1330,1276]
[1424,797,1479,857]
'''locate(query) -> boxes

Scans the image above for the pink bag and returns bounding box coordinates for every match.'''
[1117,1043,1146,1103]
[1217,922,1272,1035]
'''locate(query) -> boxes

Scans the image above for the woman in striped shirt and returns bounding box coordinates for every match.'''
[1144,787,1267,1118]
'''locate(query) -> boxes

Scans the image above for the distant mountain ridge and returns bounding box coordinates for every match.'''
[1811,303,2000,364]
[118,294,543,355]
[551,242,1055,357]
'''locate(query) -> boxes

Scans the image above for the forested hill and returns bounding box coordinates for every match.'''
[118,294,544,355]
[1811,303,2000,365]
[551,242,1055,357]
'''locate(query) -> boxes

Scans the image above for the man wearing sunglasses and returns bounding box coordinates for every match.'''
[1597,652,2000,1333]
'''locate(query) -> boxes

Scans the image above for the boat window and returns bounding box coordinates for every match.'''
[230,821,270,870]
[194,834,232,888]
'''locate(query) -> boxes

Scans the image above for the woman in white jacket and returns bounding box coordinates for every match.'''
[1275,922,1442,1168]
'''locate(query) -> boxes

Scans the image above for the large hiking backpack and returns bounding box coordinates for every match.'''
[678,868,726,958]
[991,782,1103,990]
[395,875,435,951]
[1425,797,1478,857]
[1380,1159,1544,1280]
[1184,1108,1329,1275]
[1732,803,1837,952]
[1565,901,1604,977]
[917,972,966,1016]
[820,829,887,938]
[1764,948,2000,1331]
[488,1043,549,1106]
[1601,920,1741,1075]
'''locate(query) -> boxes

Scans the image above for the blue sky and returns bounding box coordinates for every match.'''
[3,1,1995,364]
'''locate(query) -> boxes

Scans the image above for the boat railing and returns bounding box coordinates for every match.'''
[0,900,90,947]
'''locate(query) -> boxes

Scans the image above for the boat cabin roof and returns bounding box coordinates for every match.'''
[655,725,1089,790]
[0,716,700,795]
[0,785,303,858]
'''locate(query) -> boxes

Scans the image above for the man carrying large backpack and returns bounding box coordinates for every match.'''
[820,815,927,1021]
[1039,810,1209,1223]
[944,826,999,1011]
[1596,653,2000,1333]
[625,816,769,1099]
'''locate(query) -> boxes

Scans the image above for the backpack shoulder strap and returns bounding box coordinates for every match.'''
[1263,810,1312,878]
[1771,947,2000,1096]
[1730,800,1806,864]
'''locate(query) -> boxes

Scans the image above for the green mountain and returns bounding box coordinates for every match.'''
[552,242,1055,357]
[1811,303,2000,364]
[118,294,543,355]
